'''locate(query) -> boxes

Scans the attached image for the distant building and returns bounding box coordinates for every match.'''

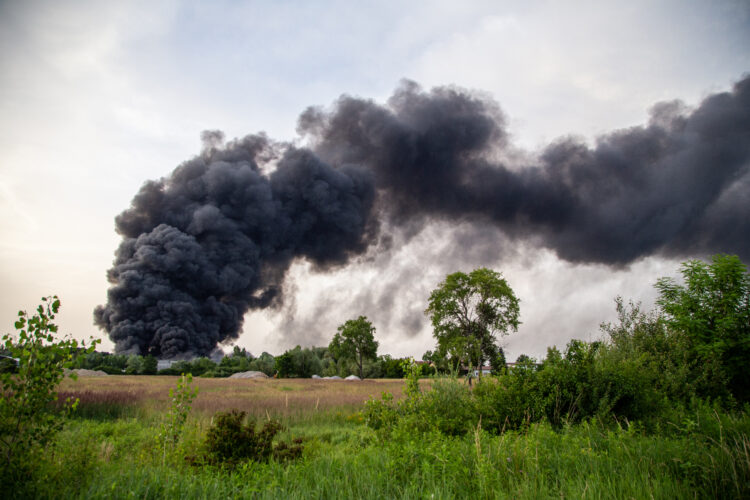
[157,359,177,371]
[472,366,493,377]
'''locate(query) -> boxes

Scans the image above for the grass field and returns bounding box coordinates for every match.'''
[58,375,422,418]
[16,375,749,499]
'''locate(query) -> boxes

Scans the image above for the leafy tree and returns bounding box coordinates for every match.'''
[655,254,750,402]
[425,268,520,379]
[142,354,158,375]
[249,352,276,376]
[274,352,294,378]
[288,346,323,378]
[125,354,144,374]
[600,297,692,403]
[543,346,563,366]
[232,345,253,360]
[330,316,378,379]
[0,296,98,492]
[422,349,452,374]
[191,357,218,377]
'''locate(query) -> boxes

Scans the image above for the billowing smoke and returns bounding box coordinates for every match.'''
[94,133,376,356]
[96,75,750,357]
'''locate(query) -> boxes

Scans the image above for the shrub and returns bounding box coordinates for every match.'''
[199,410,303,467]
[473,372,545,433]
[417,377,475,435]
[363,391,398,430]
[365,362,475,437]
[0,296,97,493]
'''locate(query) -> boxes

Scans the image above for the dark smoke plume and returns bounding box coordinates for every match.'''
[96,75,750,357]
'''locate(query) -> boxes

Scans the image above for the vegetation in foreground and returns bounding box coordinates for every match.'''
[1,254,749,498]
[12,386,750,499]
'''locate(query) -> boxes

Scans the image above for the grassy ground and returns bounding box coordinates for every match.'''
[28,376,750,499]
[58,375,423,418]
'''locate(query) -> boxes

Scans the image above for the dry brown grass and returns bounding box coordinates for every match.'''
[58,376,430,417]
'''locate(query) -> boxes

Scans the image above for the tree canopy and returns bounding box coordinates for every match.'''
[329,316,378,379]
[425,268,519,377]
[656,254,750,402]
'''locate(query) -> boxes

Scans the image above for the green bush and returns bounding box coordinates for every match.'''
[94,365,125,375]
[363,391,398,431]
[198,410,303,467]
[417,377,475,435]
[0,296,97,494]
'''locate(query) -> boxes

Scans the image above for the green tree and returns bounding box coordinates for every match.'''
[125,354,144,374]
[425,268,520,379]
[288,346,323,378]
[249,352,276,376]
[142,354,158,375]
[275,352,294,378]
[329,316,378,379]
[0,296,98,492]
[655,254,750,402]
[232,345,252,360]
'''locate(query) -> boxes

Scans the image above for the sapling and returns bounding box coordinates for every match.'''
[160,372,198,462]
[0,296,98,491]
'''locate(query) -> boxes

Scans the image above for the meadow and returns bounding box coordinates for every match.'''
[58,375,415,418]
[31,373,750,499]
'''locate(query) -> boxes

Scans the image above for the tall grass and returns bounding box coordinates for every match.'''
[27,377,749,499]
[39,414,749,499]
[59,376,419,417]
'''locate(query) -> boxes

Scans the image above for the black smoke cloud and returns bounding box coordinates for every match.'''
[94,134,376,356]
[96,75,750,357]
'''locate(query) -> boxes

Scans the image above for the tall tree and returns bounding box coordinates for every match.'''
[329,316,378,379]
[425,268,520,379]
[142,354,158,375]
[656,254,750,402]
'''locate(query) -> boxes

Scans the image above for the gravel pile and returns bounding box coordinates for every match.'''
[229,371,269,379]
[66,368,108,377]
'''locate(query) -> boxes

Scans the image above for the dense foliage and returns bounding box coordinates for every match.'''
[70,346,437,380]
[365,257,750,445]
[329,316,379,379]
[425,268,519,377]
[656,254,750,403]
[197,410,303,467]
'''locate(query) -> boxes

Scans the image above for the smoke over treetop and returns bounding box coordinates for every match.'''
[96,75,750,357]
[95,136,376,357]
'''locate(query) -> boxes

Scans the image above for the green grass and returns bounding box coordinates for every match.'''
[17,379,750,499]
[30,411,749,499]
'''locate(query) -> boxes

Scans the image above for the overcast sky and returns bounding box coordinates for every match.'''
[1,0,748,360]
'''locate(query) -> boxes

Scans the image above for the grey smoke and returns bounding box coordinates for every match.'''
[96,75,750,357]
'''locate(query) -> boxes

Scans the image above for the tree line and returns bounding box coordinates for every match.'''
[6,253,746,399]
[363,253,750,442]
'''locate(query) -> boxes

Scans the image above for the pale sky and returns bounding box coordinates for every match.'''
[1,0,748,360]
